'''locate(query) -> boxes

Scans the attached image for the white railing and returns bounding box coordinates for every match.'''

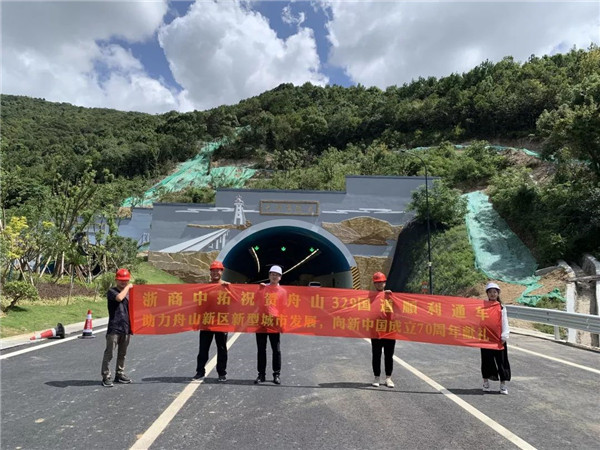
[506,305,600,340]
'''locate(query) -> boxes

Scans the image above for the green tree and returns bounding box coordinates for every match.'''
[408,180,467,228]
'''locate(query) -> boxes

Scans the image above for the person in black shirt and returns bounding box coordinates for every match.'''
[193,260,230,382]
[370,272,396,388]
[101,268,133,387]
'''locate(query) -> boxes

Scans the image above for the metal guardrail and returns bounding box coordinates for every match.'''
[506,305,600,334]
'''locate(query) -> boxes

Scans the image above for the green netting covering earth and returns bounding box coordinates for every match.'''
[464,191,564,305]
[123,138,256,207]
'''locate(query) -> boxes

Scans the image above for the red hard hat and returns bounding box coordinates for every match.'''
[373,272,387,283]
[115,268,131,281]
[210,261,224,270]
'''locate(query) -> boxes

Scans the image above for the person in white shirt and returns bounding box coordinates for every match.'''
[254,265,285,385]
[481,282,511,394]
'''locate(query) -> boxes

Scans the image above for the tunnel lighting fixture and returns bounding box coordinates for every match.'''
[283,248,320,275]
[249,246,261,274]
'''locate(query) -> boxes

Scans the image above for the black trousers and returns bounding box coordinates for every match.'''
[196,330,228,376]
[256,332,281,376]
[371,338,396,377]
[481,344,511,382]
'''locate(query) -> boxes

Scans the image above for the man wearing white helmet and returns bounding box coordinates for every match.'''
[254,265,285,385]
[481,282,511,394]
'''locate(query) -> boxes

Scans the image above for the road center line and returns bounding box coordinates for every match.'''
[130,332,242,450]
[363,339,536,450]
[510,345,600,374]
[0,327,108,360]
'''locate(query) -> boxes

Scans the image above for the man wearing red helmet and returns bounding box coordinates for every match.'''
[193,261,230,382]
[101,268,134,387]
[370,272,396,388]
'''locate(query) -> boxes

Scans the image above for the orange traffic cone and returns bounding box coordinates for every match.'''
[30,323,65,340]
[80,309,95,339]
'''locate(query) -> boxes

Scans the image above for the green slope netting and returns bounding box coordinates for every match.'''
[465,191,564,305]
[123,139,256,207]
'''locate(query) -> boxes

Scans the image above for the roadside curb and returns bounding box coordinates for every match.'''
[0,317,109,350]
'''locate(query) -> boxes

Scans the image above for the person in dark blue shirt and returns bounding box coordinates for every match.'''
[101,268,133,387]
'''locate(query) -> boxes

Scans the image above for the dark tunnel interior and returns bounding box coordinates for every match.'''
[222,226,352,285]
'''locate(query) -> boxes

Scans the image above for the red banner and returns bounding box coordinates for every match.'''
[130,284,502,349]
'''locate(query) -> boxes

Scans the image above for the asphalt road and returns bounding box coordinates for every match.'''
[1,329,598,450]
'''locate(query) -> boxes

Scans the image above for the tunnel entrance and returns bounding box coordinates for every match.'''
[218,220,355,288]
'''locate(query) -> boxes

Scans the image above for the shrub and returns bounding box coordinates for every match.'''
[1,281,39,313]
[94,272,115,295]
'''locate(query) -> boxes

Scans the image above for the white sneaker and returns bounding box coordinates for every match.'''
[372,377,380,387]
[499,384,508,395]
[482,380,490,392]
[385,377,395,388]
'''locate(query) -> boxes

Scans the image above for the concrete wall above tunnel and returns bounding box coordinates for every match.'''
[217,219,357,288]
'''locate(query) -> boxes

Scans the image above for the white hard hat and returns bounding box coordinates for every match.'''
[485,282,500,292]
[269,265,283,275]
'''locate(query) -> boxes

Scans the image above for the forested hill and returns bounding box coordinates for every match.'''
[1,46,599,266]
[2,46,598,186]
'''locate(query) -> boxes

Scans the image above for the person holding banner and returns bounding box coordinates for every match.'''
[370,272,396,388]
[481,282,511,394]
[254,265,285,385]
[193,261,230,382]
[101,268,134,387]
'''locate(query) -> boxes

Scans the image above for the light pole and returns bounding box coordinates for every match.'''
[401,150,433,294]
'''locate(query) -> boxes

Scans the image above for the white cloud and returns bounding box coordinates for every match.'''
[325,0,600,88]
[1,0,175,113]
[3,1,597,114]
[282,4,306,27]
[158,0,327,110]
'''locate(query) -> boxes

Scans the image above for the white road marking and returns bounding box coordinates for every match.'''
[130,332,241,450]
[364,339,536,450]
[510,345,600,375]
[0,327,108,360]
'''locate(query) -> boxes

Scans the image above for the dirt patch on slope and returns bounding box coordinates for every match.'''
[503,149,556,184]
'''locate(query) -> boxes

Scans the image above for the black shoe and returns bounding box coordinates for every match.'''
[218,375,227,382]
[254,375,266,384]
[115,374,132,384]
[102,377,114,387]
[273,375,281,385]
[192,372,205,380]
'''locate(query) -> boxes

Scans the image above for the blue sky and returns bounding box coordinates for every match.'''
[2,1,599,114]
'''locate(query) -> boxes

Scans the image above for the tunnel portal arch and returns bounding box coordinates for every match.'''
[217,219,356,288]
